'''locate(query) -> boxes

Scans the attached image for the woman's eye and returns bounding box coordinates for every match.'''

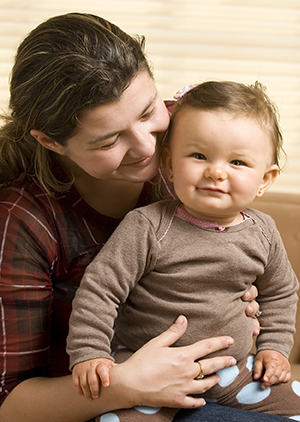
[142,108,155,120]
[100,135,120,150]
[192,153,206,160]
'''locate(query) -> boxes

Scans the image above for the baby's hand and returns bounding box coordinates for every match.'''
[253,350,291,389]
[72,357,115,400]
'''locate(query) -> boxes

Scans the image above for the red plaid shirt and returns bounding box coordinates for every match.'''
[0,166,157,404]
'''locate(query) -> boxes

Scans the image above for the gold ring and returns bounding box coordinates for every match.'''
[195,361,204,379]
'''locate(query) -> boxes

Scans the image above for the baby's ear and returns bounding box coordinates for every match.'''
[256,164,279,197]
[161,147,173,181]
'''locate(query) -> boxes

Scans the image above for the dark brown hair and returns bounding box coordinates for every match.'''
[0,12,152,193]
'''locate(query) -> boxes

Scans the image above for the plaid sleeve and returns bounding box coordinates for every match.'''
[0,190,58,404]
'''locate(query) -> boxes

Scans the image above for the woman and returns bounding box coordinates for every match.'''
[0,12,283,422]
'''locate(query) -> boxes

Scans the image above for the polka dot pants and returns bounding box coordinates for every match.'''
[96,351,300,422]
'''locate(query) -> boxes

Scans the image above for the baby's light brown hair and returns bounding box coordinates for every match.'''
[166,81,284,170]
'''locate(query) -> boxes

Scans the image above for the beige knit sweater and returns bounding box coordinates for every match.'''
[67,199,299,369]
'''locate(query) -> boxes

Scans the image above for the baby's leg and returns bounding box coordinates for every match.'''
[204,354,300,419]
[96,343,178,422]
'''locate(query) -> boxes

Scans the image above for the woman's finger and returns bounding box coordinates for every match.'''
[147,315,188,348]
[187,335,234,362]
[246,300,260,318]
[242,284,258,302]
[252,317,260,336]
[180,395,206,409]
[144,315,234,364]
[194,355,236,380]
[185,374,221,404]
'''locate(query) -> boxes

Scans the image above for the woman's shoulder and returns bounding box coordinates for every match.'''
[0,174,63,217]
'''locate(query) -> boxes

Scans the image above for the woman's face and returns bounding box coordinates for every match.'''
[58,71,170,183]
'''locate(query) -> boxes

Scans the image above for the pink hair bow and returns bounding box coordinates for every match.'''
[173,83,197,101]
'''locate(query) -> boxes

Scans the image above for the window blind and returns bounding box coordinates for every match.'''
[0,0,299,193]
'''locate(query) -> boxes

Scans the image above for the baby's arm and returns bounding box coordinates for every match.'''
[253,350,291,390]
[72,357,115,400]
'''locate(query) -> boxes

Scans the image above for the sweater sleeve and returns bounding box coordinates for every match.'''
[254,215,299,358]
[67,209,158,368]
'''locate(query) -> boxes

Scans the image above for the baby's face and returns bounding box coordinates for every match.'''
[163,107,278,225]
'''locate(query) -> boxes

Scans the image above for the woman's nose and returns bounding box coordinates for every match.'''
[204,163,227,181]
[127,129,156,158]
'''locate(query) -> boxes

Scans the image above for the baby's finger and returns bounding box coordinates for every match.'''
[79,374,94,400]
[278,369,291,383]
[72,374,85,397]
[87,370,101,399]
[261,365,281,389]
[96,363,111,388]
[253,358,264,380]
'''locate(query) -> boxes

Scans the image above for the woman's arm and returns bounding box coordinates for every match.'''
[0,191,58,405]
[0,316,236,422]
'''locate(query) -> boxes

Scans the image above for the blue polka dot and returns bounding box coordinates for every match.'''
[100,413,120,421]
[118,344,127,349]
[289,416,300,421]
[236,382,270,404]
[246,355,255,372]
[292,381,300,397]
[217,365,239,387]
[134,406,161,414]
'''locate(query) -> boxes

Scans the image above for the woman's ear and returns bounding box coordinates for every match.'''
[161,147,174,181]
[256,164,279,197]
[30,129,66,156]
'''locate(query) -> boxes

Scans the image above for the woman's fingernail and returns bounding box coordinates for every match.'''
[227,337,234,345]
[230,358,237,366]
[175,315,185,326]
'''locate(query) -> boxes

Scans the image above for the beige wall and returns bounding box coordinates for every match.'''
[0,0,299,193]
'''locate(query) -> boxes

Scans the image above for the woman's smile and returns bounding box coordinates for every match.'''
[122,154,155,167]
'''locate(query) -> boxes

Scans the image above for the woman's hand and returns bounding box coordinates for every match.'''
[242,284,260,336]
[0,316,235,422]
[110,315,236,410]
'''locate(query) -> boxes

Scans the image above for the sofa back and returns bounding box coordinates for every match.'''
[252,192,300,364]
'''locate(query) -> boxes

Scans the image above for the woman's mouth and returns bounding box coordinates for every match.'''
[123,155,154,168]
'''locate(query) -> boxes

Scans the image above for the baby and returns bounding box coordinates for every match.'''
[67,81,299,421]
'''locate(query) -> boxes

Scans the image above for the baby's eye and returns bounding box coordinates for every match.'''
[192,153,206,160]
[231,159,246,166]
